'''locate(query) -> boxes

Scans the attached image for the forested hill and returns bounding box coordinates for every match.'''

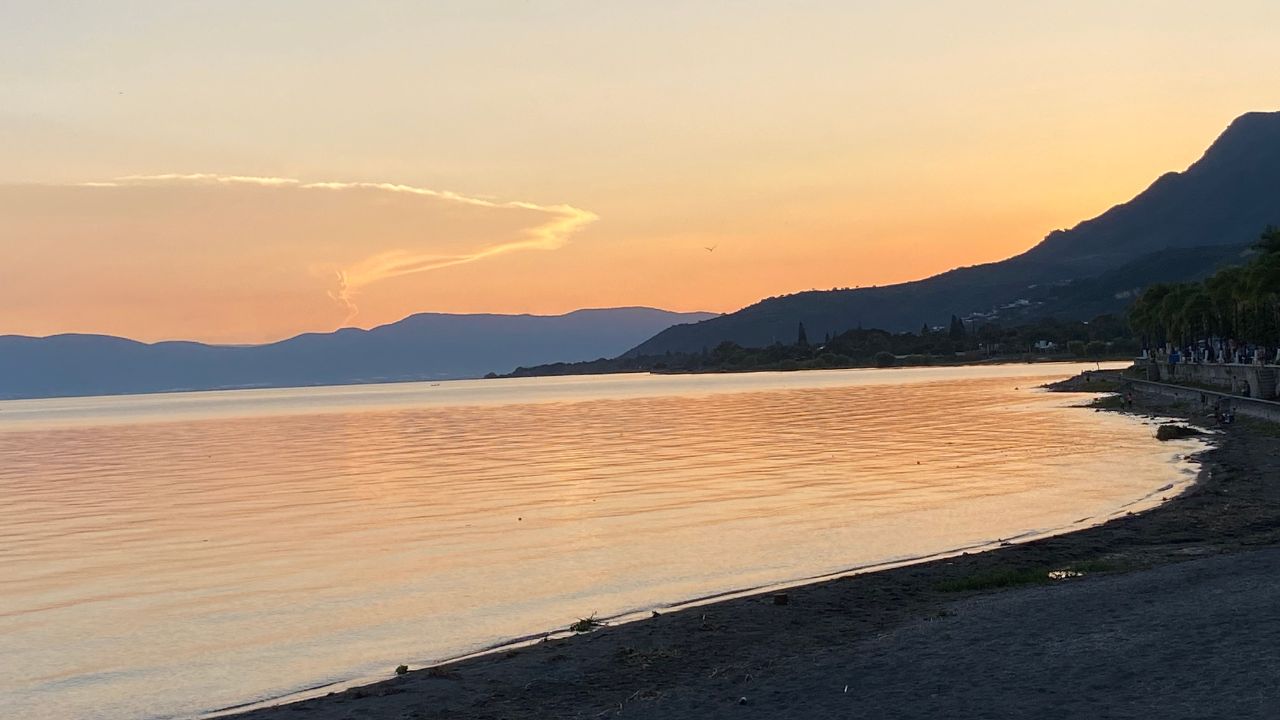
[628,111,1280,356]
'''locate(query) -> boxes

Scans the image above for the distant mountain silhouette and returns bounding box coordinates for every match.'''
[628,111,1280,356]
[0,308,717,400]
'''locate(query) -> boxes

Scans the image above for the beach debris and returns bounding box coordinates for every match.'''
[623,687,664,705]
[395,664,408,675]
[570,613,604,633]
[772,593,790,606]
[651,610,661,618]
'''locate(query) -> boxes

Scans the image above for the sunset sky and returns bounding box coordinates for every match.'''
[4,1,1280,343]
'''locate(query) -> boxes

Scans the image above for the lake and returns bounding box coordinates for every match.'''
[0,364,1200,719]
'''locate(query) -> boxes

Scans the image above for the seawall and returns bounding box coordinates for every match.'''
[1138,359,1279,400]
[1127,378,1280,424]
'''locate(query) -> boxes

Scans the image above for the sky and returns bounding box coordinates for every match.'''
[3,1,1280,344]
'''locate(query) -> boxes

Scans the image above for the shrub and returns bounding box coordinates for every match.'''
[937,560,1122,592]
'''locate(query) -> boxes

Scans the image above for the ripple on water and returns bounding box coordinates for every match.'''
[0,364,1198,720]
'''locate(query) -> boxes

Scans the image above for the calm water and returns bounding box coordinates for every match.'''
[0,364,1200,720]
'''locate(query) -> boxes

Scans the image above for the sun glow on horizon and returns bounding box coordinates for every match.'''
[2,1,1280,342]
[0,175,597,343]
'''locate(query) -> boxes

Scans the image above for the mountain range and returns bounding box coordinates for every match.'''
[0,308,716,400]
[7,111,1278,399]
[628,111,1280,356]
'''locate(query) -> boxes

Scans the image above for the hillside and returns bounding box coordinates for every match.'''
[0,307,717,400]
[628,111,1280,356]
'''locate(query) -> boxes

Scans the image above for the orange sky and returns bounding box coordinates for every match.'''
[3,2,1280,343]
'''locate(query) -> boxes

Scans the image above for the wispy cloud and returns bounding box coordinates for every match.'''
[88,173,302,187]
[296,180,598,322]
[102,173,598,323]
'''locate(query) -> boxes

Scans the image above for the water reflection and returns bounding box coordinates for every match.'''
[0,364,1195,720]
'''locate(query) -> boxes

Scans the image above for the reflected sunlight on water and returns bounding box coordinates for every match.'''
[0,364,1199,720]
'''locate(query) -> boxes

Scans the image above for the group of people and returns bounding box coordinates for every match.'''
[1145,340,1280,366]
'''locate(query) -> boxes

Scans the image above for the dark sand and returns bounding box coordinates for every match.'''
[228,382,1280,719]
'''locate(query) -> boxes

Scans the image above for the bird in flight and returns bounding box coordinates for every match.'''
[704,245,718,252]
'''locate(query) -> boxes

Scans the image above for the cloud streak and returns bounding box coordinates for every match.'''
[105,173,598,323]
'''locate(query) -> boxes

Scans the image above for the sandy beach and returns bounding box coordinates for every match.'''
[227,382,1280,720]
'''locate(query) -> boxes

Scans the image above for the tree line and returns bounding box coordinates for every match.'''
[1128,228,1280,347]
[502,315,1136,378]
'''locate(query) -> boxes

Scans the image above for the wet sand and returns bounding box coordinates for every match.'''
[228,382,1280,719]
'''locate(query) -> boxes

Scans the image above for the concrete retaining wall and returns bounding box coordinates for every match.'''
[1139,360,1279,400]
[1128,379,1280,424]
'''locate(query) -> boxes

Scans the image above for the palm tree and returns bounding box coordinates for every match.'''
[1130,283,1173,347]
[1181,287,1215,344]
[1205,265,1245,338]
[1244,251,1280,344]
[1158,284,1196,346]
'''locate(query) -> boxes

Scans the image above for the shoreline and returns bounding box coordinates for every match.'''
[211,455,1194,718]
[502,354,1134,380]
[222,376,1280,720]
